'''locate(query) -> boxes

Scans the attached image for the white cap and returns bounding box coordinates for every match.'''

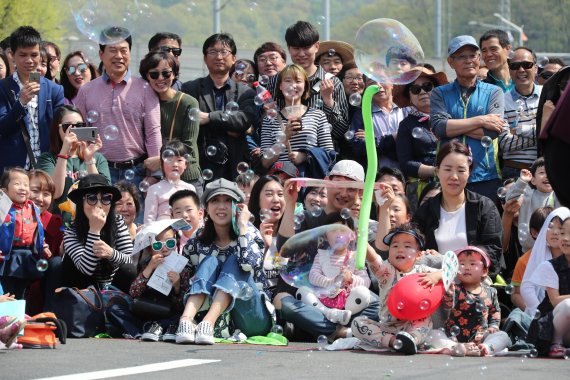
[132,219,191,254]
[329,160,365,181]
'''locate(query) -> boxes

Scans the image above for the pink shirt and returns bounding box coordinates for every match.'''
[143,179,196,224]
[75,72,162,162]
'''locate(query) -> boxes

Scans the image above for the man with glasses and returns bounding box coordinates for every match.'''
[148,32,183,90]
[181,33,257,181]
[537,57,565,85]
[75,26,162,204]
[499,47,542,179]
[431,35,505,200]
[480,29,513,93]
[253,42,287,77]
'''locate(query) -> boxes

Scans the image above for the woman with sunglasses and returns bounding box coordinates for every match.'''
[139,51,202,193]
[38,105,110,223]
[59,51,99,105]
[393,67,449,210]
[58,174,134,291]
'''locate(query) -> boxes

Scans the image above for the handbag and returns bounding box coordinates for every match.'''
[130,291,173,320]
[52,286,105,338]
[19,312,67,349]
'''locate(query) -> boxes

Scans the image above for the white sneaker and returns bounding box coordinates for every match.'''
[141,322,163,342]
[327,308,352,326]
[195,321,214,345]
[175,320,196,344]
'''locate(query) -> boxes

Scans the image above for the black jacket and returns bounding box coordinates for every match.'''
[412,189,503,276]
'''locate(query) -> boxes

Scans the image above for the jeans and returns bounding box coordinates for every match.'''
[278,295,380,338]
[187,255,272,337]
[106,302,180,338]
[109,163,146,224]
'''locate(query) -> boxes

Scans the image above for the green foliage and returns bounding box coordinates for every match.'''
[0,0,65,42]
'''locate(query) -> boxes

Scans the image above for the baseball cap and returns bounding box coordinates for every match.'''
[448,35,479,56]
[201,178,245,204]
[269,162,299,178]
[383,228,425,250]
[329,160,365,181]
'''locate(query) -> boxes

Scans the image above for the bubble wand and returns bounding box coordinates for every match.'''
[355,85,379,270]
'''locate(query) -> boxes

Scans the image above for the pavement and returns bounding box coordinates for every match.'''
[2,338,569,380]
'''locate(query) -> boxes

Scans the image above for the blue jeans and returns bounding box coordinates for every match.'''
[109,163,146,224]
[106,302,180,338]
[278,295,380,338]
[187,255,272,337]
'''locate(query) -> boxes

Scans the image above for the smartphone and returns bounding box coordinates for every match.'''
[231,201,240,235]
[73,127,99,142]
[29,72,40,84]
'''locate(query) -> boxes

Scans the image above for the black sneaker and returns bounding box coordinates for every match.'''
[395,331,417,355]
[141,322,163,342]
[161,324,178,343]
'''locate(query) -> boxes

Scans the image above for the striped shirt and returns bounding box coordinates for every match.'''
[75,71,162,162]
[260,107,334,163]
[500,85,542,165]
[309,249,370,289]
[63,215,133,287]
[268,66,350,139]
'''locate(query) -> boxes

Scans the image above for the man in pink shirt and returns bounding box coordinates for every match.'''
[75,26,162,193]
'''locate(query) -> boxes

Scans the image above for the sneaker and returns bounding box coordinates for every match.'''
[195,321,215,345]
[549,344,566,358]
[175,319,196,344]
[141,322,163,342]
[161,324,178,343]
[394,331,417,355]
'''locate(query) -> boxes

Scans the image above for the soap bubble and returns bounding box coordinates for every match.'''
[78,170,88,178]
[235,62,246,75]
[396,301,404,310]
[188,108,200,122]
[124,169,135,181]
[538,56,549,68]
[529,348,538,358]
[206,145,217,157]
[315,15,326,26]
[270,325,284,336]
[266,108,278,119]
[237,162,249,174]
[497,186,507,201]
[262,149,275,160]
[248,1,258,11]
[475,302,484,313]
[202,169,214,181]
[328,48,336,57]
[349,92,362,106]
[259,75,269,85]
[103,125,119,141]
[450,325,460,337]
[183,154,191,163]
[317,335,328,350]
[272,143,284,155]
[221,111,230,121]
[412,127,423,139]
[481,136,492,148]
[344,130,355,141]
[340,208,351,220]
[86,110,100,123]
[36,259,49,272]
[138,180,150,192]
[354,18,424,85]
[226,101,240,114]
[254,95,264,106]
[284,85,297,98]
[237,281,254,301]
[314,98,324,108]
[161,149,175,163]
[518,223,529,240]
[168,171,180,183]
[419,299,430,311]
[310,206,323,217]
[294,212,305,223]
[259,208,271,223]
[393,339,403,350]
[505,284,515,295]
[275,131,287,143]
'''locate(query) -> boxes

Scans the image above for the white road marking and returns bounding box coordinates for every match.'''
[34,358,220,380]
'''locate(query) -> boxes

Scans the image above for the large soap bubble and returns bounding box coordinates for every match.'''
[354,18,424,85]
[275,224,357,297]
[69,0,142,45]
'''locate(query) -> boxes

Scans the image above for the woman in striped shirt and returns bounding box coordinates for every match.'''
[260,64,334,177]
[61,174,134,290]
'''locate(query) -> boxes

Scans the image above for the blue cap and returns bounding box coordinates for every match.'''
[447,35,479,56]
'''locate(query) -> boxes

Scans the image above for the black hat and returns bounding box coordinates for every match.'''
[68,174,122,204]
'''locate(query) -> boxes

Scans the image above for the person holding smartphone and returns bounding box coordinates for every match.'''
[38,105,110,223]
[0,26,64,173]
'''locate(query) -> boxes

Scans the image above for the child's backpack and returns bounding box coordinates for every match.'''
[18,312,67,349]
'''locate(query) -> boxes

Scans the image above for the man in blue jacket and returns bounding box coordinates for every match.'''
[0,26,64,173]
[431,35,505,200]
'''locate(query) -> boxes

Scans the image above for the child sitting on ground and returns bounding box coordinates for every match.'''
[144,140,196,224]
[169,190,204,251]
[352,223,442,355]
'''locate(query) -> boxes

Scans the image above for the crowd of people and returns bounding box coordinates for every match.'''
[0,20,569,359]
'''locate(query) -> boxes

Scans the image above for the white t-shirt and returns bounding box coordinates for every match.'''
[434,204,468,254]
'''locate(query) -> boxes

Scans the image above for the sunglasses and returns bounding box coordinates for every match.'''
[66,63,88,75]
[409,82,434,95]
[159,46,182,57]
[508,61,534,71]
[151,238,177,251]
[148,70,173,80]
[60,122,86,132]
[84,193,114,206]
[539,71,554,80]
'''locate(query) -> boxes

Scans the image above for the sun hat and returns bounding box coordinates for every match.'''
[67,174,121,204]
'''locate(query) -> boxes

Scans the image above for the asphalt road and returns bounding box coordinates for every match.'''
[2,338,569,380]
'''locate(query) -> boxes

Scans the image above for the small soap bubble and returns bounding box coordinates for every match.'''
[246,74,256,83]
[161,149,175,163]
[275,131,286,143]
[393,339,403,350]
[340,208,351,220]
[237,162,249,174]
[248,1,258,11]
[310,206,323,217]
[317,335,328,350]
[412,127,423,139]
[206,145,217,157]
[221,111,230,122]
[529,348,538,358]
[396,301,404,310]
[124,169,135,181]
[466,296,475,305]
[183,153,191,163]
[314,98,324,108]
[237,281,254,300]
[270,325,283,336]
[138,180,150,192]
[188,108,200,121]
[481,136,492,148]
[235,62,246,75]
[450,325,460,337]
[419,299,430,311]
[534,310,541,319]
[36,259,49,272]
[202,169,214,181]
[103,125,119,141]
[259,75,269,85]
[259,208,271,223]
[78,170,88,178]
[266,108,278,119]
[294,220,302,230]
[497,186,507,201]
[328,48,336,57]
[86,110,100,123]
[315,15,326,26]
[349,92,362,106]
[272,143,285,155]
[254,95,264,106]
[564,348,570,359]
[505,284,515,295]
[344,130,355,141]
[475,302,484,313]
[226,101,240,113]
[294,212,305,223]
[538,56,549,68]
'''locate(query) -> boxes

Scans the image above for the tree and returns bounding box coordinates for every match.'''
[0,0,65,42]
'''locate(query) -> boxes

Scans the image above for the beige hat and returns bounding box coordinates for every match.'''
[392,67,449,108]
[316,41,355,65]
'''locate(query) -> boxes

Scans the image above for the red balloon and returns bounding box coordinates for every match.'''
[386,273,444,320]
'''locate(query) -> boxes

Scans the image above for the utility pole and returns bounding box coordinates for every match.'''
[323,0,330,41]
[434,0,442,59]
[213,0,220,34]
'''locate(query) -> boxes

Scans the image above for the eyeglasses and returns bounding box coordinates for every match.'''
[49,55,60,63]
[66,63,88,75]
[60,122,86,132]
[159,46,182,57]
[206,49,232,58]
[539,71,555,80]
[344,76,364,82]
[559,81,568,92]
[148,70,173,80]
[409,82,435,95]
[151,238,177,251]
[509,61,534,71]
[258,55,281,64]
[452,53,480,63]
[84,193,113,206]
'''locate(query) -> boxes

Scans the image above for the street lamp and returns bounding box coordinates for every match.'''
[493,13,524,46]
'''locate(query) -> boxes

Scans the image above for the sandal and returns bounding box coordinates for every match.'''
[465,342,483,357]
[549,344,566,358]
